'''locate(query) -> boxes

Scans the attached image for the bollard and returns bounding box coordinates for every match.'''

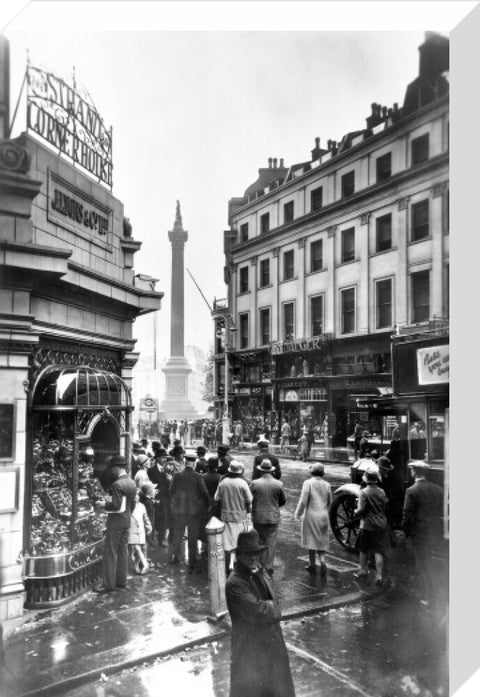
[205,516,227,621]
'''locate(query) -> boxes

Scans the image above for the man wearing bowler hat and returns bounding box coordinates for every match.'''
[249,459,287,576]
[251,438,281,480]
[93,455,137,594]
[226,529,296,697]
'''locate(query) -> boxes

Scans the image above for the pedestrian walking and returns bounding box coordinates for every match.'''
[133,454,150,489]
[131,441,146,478]
[203,457,222,517]
[252,438,281,480]
[294,463,332,574]
[358,430,370,458]
[194,445,209,473]
[353,466,390,586]
[139,481,156,545]
[168,452,210,570]
[353,419,363,459]
[214,461,253,574]
[250,459,287,576]
[147,448,171,546]
[217,443,233,475]
[226,529,296,697]
[280,418,291,454]
[402,461,444,607]
[128,491,153,574]
[93,455,137,593]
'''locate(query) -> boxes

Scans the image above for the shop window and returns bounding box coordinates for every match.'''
[429,413,445,461]
[411,200,429,241]
[283,249,295,280]
[376,214,392,252]
[283,302,295,340]
[341,170,355,198]
[411,133,429,166]
[376,152,392,183]
[239,266,249,293]
[341,287,356,334]
[310,295,324,336]
[411,270,430,323]
[284,200,294,224]
[310,186,323,211]
[240,222,249,242]
[408,406,427,460]
[259,307,271,346]
[239,312,249,348]
[260,212,270,234]
[341,227,355,263]
[376,278,393,329]
[310,239,323,272]
[260,258,270,287]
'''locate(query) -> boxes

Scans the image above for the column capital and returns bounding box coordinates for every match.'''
[432,182,448,198]
[397,197,409,211]
[327,225,337,238]
[297,237,306,249]
[360,212,370,225]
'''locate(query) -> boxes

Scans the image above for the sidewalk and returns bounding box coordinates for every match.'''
[0,532,389,697]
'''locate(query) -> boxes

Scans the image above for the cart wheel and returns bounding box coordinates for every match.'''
[329,492,360,552]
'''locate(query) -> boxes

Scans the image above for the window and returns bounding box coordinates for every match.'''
[284,201,294,224]
[411,200,429,241]
[239,266,249,293]
[259,258,270,287]
[310,239,323,272]
[283,250,295,280]
[341,287,356,334]
[259,308,271,346]
[283,302,294,340]
[376,152,392,183]
[260,213,270,234]
[240,223,249,242]
[341,228,355,263]
[411,270,430,323]
[341,170,355,198]
[239,313,249,348]
[411,133,429,165]
[310,295,324,336]
[376,278,393,329]
[310,186,323,211]
[376,214,392,252]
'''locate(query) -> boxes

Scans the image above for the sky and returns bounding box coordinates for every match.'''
[2,1,472,368]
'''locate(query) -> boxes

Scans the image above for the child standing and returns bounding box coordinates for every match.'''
[353,467,390,586]
[129,491,153,574]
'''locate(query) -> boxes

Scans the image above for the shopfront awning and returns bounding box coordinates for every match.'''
[32,365,132,409]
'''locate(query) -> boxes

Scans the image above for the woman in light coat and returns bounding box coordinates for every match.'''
[214,461,253,574]
[294,463,332,574]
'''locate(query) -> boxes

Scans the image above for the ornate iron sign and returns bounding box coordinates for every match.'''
[26,64,113,187]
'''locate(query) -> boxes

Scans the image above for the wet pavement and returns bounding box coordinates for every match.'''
[0,453,448,697]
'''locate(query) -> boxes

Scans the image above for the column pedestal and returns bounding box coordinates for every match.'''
[160,357,200,420]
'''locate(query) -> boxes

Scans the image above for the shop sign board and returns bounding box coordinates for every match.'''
[47,171,112,246]
[270,334,330,355]
[26,64,113,188]
[417,345,449,385]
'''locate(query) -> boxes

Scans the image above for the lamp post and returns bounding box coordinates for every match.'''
[222,313,236,445]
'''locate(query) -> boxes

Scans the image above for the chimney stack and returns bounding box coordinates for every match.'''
[280,158,284,167]
[273,158,278,168]
[268,157,273,168]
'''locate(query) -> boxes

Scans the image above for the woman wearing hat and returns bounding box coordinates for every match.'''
[214,461,253,574]
[294,463,332,574]
[353,466,390,586]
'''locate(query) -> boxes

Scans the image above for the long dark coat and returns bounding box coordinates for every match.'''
[226,561,296,697]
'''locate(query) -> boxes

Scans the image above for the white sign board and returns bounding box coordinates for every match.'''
[417,345,449,385]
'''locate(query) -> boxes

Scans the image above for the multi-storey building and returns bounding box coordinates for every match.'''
[213,32,449,447]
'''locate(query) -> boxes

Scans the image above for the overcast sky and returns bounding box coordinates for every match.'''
[3,2,470,365]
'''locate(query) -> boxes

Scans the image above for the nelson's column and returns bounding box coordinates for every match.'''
[160,202,199,419]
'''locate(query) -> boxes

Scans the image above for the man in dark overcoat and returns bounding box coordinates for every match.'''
[226,530,296,697]
[251,439,281,480]
[402,460,444,606]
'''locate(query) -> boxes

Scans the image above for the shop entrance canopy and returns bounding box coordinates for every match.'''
[32,365,131,409]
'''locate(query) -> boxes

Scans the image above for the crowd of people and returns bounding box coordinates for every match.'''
[93,433,444,696]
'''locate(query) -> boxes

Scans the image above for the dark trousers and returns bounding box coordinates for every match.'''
[102,525,129,589]
[254,522,279,571]
[412,541,436,603]
[170,513,202,564]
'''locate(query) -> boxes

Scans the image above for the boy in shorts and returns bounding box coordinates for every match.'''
[353,466,390,586]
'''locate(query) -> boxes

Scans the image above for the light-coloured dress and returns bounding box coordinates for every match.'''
[294,476,332,550]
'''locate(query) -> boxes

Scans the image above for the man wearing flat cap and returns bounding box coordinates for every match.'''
[226,529,296,697]
[249,459,287,576]
[94,455,137,594]
[402,461,443,606]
